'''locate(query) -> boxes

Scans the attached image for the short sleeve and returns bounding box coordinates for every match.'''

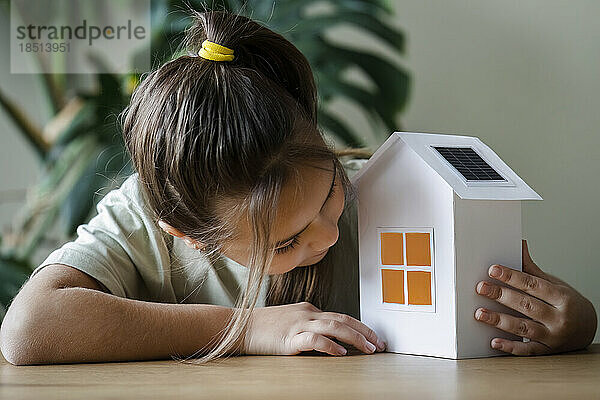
[30,174,174,301]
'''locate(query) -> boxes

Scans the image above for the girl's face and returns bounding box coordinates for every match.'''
[222,161,345,274]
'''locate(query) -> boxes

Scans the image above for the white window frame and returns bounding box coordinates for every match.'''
[377,227,436,313]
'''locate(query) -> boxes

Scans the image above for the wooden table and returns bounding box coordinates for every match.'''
[1,345,599,399]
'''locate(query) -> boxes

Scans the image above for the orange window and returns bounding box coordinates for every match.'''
[407,271,432,305]
[406,232,431,266]
[379,229,434,310]
[382,269,404,304]
[381,232,403,265]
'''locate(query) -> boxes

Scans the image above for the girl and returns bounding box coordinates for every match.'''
[0,10,596,365]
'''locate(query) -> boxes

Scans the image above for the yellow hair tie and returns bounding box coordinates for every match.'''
[198,39,235,62]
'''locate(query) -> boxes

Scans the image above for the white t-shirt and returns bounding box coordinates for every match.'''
[30,160,366,319]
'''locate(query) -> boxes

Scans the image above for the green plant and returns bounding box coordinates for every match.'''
[0,0,409,318]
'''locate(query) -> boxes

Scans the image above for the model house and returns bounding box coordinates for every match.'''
[352,132,542,359]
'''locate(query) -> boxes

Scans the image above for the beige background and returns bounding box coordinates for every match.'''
[1,2,598,342]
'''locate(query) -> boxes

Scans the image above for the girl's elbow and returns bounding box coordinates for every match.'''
[1,300,50,366]
[1,321,36,366]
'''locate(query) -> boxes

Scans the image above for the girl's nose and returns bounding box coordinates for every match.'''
[310,215,339,251]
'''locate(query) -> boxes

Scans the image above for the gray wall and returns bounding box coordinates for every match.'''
[1,2,598,342]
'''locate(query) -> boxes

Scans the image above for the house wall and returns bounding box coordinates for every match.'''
[357,138,457,358]
[453,195,523,358]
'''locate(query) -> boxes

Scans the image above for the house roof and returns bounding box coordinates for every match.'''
[352,132,542,200]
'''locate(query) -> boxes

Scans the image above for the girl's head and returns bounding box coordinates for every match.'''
[121,9,352,362]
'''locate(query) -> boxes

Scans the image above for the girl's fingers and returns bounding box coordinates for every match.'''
[490,337,552,356]
[476,281,555,321]
[485,264,565,307]
[316,312,385,351]
[305,319,377,354]
[475,308,550,342]
[291,331,347,356]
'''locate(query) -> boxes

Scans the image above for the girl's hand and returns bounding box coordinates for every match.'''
[474,240,597,355]
[243,301,386,356]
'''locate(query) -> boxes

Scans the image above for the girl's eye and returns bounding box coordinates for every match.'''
[274,236,300,255]
[273,172,337,256]
[325,179,337,202]
[322,171,338,206]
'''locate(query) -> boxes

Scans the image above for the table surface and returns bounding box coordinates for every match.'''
[1,344,599,400]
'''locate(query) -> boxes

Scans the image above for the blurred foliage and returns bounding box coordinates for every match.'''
[0,0,409,318]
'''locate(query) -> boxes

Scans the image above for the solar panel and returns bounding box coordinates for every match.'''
[433,147,506,181]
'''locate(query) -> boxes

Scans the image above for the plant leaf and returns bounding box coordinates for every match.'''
[0,255,31,320]
[318,109,365,147]
[290,12,404,53]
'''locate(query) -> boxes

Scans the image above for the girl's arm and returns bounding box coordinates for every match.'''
[1,264,237,365]
[1,264,385,365]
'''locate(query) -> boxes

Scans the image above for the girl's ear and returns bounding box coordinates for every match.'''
[158,220,184,238]
[158,220,207,251]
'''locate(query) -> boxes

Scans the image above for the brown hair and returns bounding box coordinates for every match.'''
[121,9,354,363]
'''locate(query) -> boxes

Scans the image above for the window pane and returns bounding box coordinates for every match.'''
[381,232,403,265]
[407,271,432,305]
[382,269,405,304]
[406,232,431,266]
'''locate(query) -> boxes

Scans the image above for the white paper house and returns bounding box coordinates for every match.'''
[352,132,542,359]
